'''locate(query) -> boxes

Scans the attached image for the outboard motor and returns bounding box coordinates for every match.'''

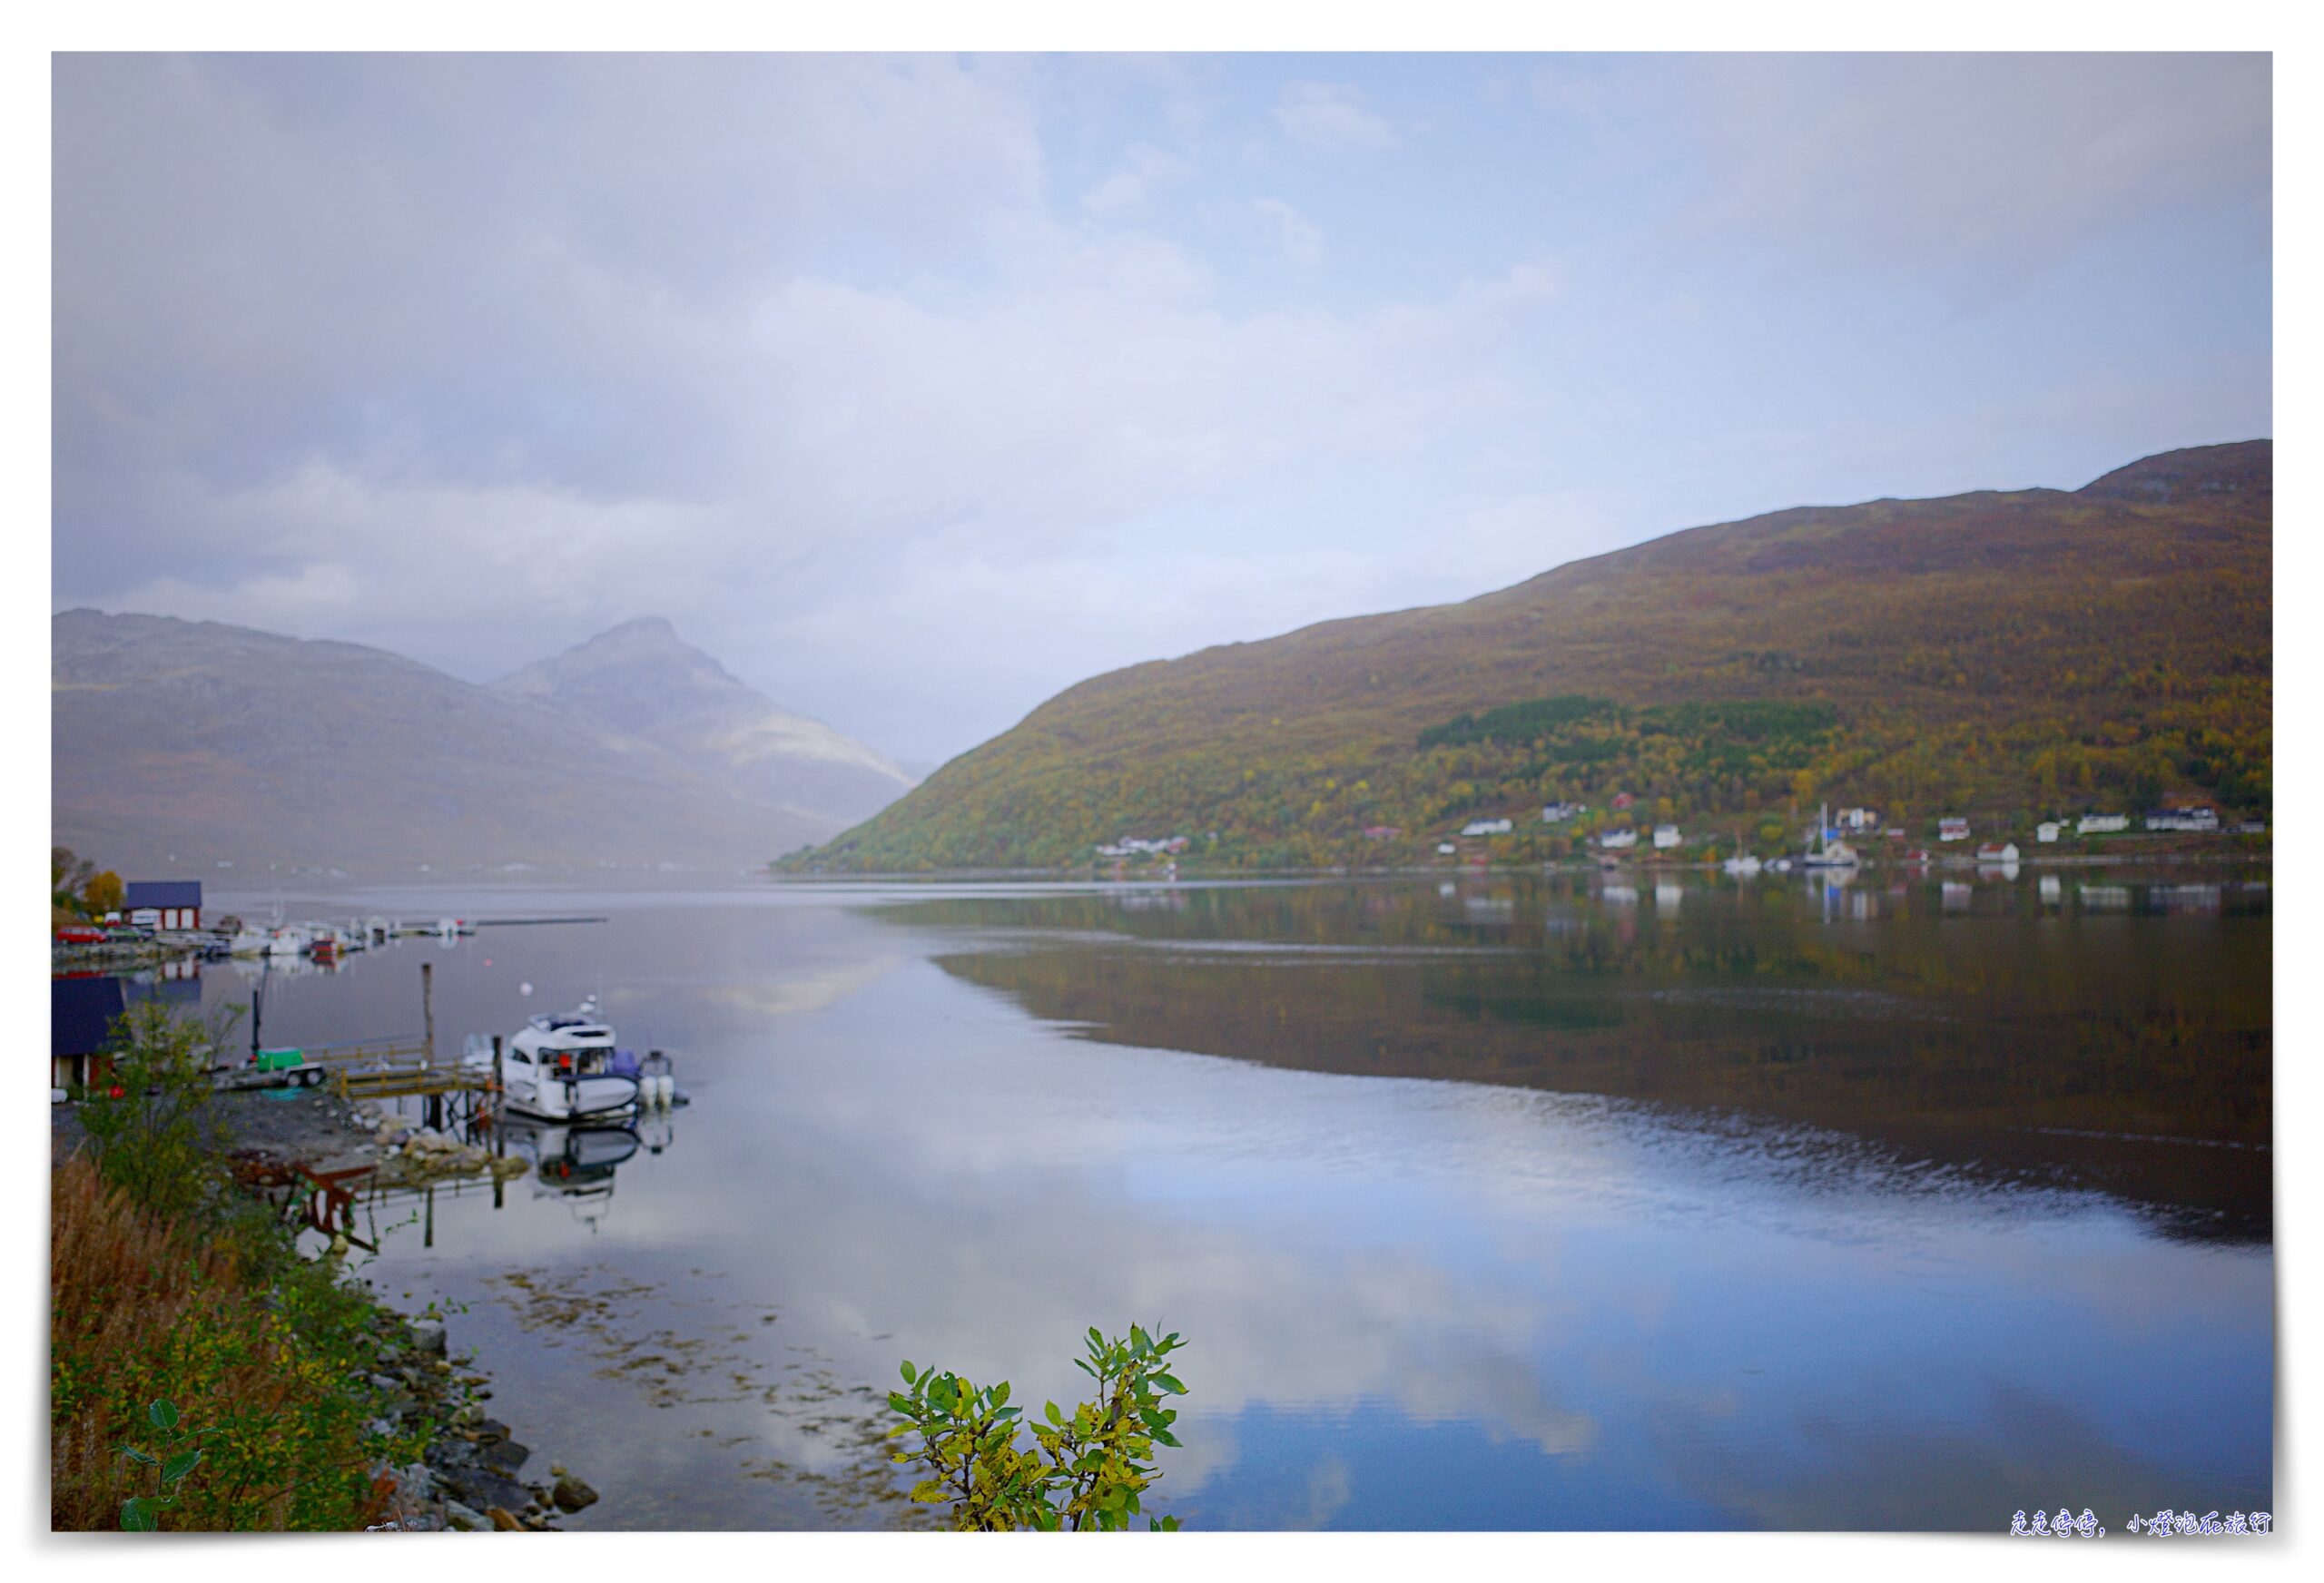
[641,1048,676,1108]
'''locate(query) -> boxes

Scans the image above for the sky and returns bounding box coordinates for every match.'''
[51,53,2271,768]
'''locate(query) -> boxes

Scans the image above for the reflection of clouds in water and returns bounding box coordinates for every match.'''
[322,887,2270,1529]
[1297,1455,1354,1530]
[1651,1373,2205,1531]
[698,956,904,1019]
[706,1148,1600,1490]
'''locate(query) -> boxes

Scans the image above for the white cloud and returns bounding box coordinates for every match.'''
[1273,80,1401,151]
[1250,197,1324,266]
[1082,143,1191,217]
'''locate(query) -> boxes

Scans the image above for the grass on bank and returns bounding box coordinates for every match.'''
[51,1003,435,1531]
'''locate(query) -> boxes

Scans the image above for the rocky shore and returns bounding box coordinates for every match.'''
[367,1311,596,1532]
[54,1085,589,1532]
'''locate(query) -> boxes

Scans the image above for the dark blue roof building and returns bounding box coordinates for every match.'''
[53,976,126,1057]
[124,880,202,910]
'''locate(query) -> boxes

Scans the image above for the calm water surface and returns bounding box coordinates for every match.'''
[174,868,2270,1530]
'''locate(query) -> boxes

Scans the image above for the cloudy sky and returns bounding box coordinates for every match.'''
[52,53,2270,766]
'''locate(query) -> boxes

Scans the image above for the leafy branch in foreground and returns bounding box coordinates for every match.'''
[119,1398,211,1530]
[888,1324,1187,1531]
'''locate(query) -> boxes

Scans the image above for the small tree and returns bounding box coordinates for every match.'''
[54,847,97,915]
[889,1325,1187,1531]
[76,1002,238,1223]
[84,871,126,917]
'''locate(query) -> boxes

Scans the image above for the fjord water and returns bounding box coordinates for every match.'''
[195,870,2270,1529]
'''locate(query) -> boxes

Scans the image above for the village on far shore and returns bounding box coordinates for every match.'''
[1086,797,2262,879]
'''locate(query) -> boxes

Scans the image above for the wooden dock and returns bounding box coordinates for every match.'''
[304,1036,498,1134]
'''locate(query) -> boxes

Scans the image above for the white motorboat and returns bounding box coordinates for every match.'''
[498,995,640,1121]
[1722,853,1763,876]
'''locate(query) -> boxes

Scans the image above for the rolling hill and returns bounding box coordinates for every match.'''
[51,611,842,874]
[787,440,2271,871]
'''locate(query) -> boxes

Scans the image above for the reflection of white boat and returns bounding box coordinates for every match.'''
[498,996,640,1121]
[1722,854,1762,876]
[500,1117,641,1190]
[497,1117,643,1231]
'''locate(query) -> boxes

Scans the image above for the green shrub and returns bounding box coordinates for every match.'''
[888,1325,1187,1530]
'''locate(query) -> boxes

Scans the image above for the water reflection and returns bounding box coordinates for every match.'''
[880,870,2270,1241]
[180,875,2269,1531]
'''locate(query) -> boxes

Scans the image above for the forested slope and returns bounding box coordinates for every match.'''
[786,441,2270,870]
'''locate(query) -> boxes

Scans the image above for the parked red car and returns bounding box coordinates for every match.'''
[54,925,106,945]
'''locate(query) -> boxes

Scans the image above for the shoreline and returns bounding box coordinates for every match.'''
[769,845,2273,884]
[51,1086,594,1532]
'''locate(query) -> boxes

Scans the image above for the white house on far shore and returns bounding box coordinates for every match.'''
[1652,824,1682,849]
[1600,828,1638,850]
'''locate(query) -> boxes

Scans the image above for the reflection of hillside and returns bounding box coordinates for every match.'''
[892,878,2270,1241]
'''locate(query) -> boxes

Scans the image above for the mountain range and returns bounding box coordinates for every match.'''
[51,612,912,875]
[790,440,2271,871]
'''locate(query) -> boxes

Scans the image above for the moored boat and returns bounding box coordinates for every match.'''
[498,995,640,1121]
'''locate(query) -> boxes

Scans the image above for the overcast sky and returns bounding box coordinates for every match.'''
[52,53,2270,766]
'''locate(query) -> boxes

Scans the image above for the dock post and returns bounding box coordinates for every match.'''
[491,1032,507,1212]
[420,961,439,1128]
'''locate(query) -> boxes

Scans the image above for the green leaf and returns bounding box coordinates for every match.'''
[1045,1401,1064,1426]
[123,1447,157,1466]
[121,1496,159,1531]
[901,1360,918,1384]
[1155,1373,1186,1394]
[146,1399,180,1431]
[162,1449,203,1485]
[991,1379,1009,1408]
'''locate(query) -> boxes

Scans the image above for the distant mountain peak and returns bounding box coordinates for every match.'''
[491,620,915,821]
[521,615,729,676]
[591,614,684,645]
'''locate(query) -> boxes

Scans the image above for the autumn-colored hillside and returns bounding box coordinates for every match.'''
[785,441,2270,871]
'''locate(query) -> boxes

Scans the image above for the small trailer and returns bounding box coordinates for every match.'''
[211,1047,330,1091]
